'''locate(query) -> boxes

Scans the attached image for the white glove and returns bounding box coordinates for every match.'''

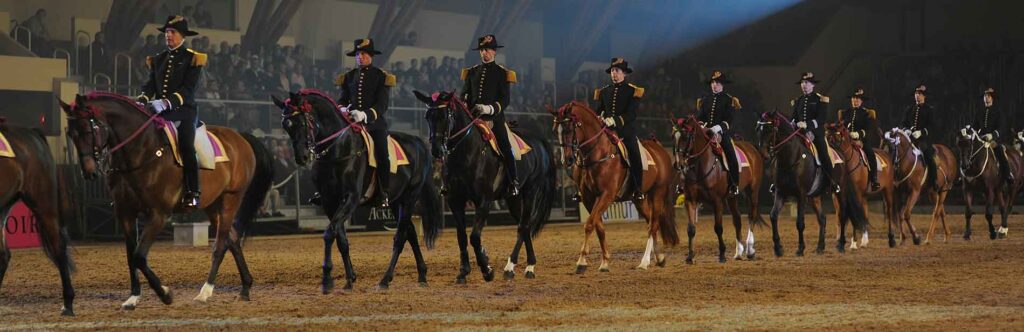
[474,104,495,115]
[805,132,815,141]
[338,105,349,113]
[850,131,860,140]
[603,117,616,127]
[1018,132,1024,141]
[710,125,723,134]
[349,109,367,123]
[960,128,969,137]
[796,121,807,129]
[147,99,170,113]
[912,130,922,139]
[982,133,994,141]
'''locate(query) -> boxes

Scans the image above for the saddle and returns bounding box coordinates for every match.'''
[612,138,656,170]
[854,145,887,170]
[163,122,229,169]
[713,145,751,171]
[0,129,14,158]
[475,120,532,160]
[806,140,844,166]
[358,131,410,174]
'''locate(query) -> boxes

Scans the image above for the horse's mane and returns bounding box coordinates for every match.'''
[83,92,150,116]
[296,88,340,110]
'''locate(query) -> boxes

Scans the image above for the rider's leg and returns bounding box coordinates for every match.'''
[491,115,520,196]
[370,128,391,207]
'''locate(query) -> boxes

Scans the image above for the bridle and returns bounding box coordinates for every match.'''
[884,128,922,184]
[755,112,809,168]
[671,116,717,176]
[280,91,361,161]
[551,102,618,169]
[66,97,166,174]
[957,126,994,181]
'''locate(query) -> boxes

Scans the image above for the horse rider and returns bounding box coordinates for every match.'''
[901,84,938,188]
[594,57,646,200]
[972,87,1013,182]
[461,34,520,196]
[137,15,207,208]
[696,70,742,196]
[838,88,881,190]
[790,72,838,196]
[336,38,397,207]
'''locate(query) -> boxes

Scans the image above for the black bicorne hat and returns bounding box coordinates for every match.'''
[605,57,633,74]
[346,38,382,56]
[157,15,199,36]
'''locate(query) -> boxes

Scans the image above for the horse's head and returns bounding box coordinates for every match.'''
[956,125,979,169]
[414,90,459,160]
[883,128,911,165]
[824,121,849,147]
[272,92,317,166]
[755,110,787,155]
[549,101,595,166]
[59,94,114,180]
[671,115,710,170]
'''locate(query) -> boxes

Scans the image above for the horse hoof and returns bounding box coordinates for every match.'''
[599,267,610,273]
[685,257,694,265]
[718,257,727,263]
[525,271,536,279]
[888,238,897,248]
[321,284,333,295]
[963,234,971,241]
[773,248,784,257]
[815,248,825,255]
[455,277,467,285]
[747,253,756,260]
[989,232,997,240]
[238,293,251,302]
[575,265,587,274]
[913,236,922,245]
[159,287,173,305]
[61,306,75,317]
[419,282,429,288]
[836,245,846,254]
[795,251,805,257]
[656,259,667,267]
[121,303,135,311]
[483,267,495,282]
[998,233,1007,239]
[503,271,515,280]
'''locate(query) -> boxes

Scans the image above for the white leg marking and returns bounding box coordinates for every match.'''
[503,257,515,272]
[861,231,870,247]
[638,236,654,270]
[194,282,215,302]
[849,237,859,250]
[734,240,744,259]
[745,229,756,256]
[121,295,140,310]
[525,265,535,274]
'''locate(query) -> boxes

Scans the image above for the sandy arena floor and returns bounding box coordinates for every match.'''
[2,211,1023,330]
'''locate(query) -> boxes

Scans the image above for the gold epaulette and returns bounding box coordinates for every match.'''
[696,98,702,109]
[383,70,396,87]
[731,96,742,109]
[629,83,644,98]
[594,88,601,101]
[867,109,877,119]
[790,99,795,107]
[460,68,469,81]
[145,56,153,69]
[187,49,207,67]
[817,93,830,103]
[334,72,346,86]
[507,69,517,83]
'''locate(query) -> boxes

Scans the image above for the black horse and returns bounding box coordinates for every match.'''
[273,89,442,291]
[0,122,76,316]
[414,91,556,282]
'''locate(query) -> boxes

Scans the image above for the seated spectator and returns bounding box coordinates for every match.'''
[21,9,52,55]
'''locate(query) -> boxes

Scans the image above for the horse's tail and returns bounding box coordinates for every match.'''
[659,177,681,246]
[236,133,275,242]
[418,176,444,249]
[527,138,558,238]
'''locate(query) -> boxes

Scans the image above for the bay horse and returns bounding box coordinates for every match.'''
[551,101,678,272]
[414,91,556,282]
[0,122,76,316]
[60,92,273,309]
[272,89,442,290]
[672,115,765,263]
[755,110,848,256]
[883,128,956,245]
[956,127,1012,240]
[825,122,894,250]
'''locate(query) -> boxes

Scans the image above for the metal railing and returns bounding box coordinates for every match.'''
[74,30,93,78]
[92,73,112,92]
[113,53,132,95]
[12,25,31,51]
[52,48,71,76]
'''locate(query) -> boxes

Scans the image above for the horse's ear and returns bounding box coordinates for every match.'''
[288,91,299,101]
[545,104,555,114]
[413,90,433,105]
[271,95,286,109]
[74,94,86,106]
[57,97,72,114]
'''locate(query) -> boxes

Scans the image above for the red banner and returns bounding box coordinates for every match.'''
[5,201,40,249]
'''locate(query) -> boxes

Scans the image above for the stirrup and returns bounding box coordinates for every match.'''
[182,191,200,208]
[632,191,646,200]
[509,179,521,196]
[308,192,323,205]
[727,184,740,196]
[379,193,390,208]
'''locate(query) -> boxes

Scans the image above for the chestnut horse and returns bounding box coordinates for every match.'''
[0,122,76,316]
[551,101,678,273]
[956,127,1015,240]
[672,115,765,263]
[755,111,847,256]
[60,93,273,309]
[825,122,894,250]
[883,128,956,245]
